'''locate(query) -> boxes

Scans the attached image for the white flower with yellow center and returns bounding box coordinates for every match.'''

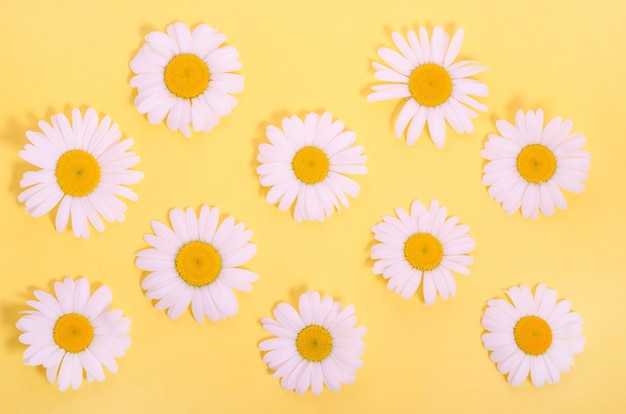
[481,109,591,219]
[130,22,244,137]
[481,284,585,387]
[18,108,144,239]
[15,277,131,391]
[136,205,258,323]
[258,291,366,395]
[367,26,488,148]
[371,200,475,305]
[257,112,367,222]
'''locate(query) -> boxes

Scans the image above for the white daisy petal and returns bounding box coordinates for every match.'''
[166,286,194,320]
[395,99,419,139]
[79,349,105,382]
[259,292,365,395]
[509,355,531,386]
[374,65,410,83]
[192,26,224,58]
[391,32,419,65]
[422,272,437,305]
[130,22,243,136]
[427,108,446,148]
[377,47,413,76]
[444,28,464,66]
[405,105,428,146]
[198,205,220,243]
[430,26,449,65]
[145,30,178,57]
[481,284,584,387]
[169,207,191,243]
[482,109,590,218]
[257,112,366,222]
[136,205,257,323]
[16,277,130,391]
[368,84,411,101]
[399,269,421,299]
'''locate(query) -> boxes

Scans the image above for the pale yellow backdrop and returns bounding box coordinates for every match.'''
[1,0,625,413]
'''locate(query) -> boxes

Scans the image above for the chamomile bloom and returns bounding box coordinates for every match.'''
[368,26,488,148]
[18,108,144,239]
[16,277,131,391]
[481,284,585,387]
[481,109,591,219]
[136,205,258,323]
[371,200,475,305]
[130,22,244,137]
[259,291,366,395]
[256,112,367,222]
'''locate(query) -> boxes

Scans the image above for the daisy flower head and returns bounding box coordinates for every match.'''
[481,284,585,387]
[367,26,488,148]
[481,109,591,219]
[18,108,144,239]
[136,205,258,323]
[130,22,244,137]
[16,277,131,391]
[258,291,366,395]
[256,112,367,222]
[371,200,475,305]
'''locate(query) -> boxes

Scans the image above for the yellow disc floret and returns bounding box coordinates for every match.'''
[514,315,553,356]
[55,150,101,197]
[292,146,330,184]
[296,325,333,362]
[516,144,557,184]
[164,53,210,99]
[404,233,444,271]
[408,63,453,107]
[175,241,222,287]
[53,313,94,353]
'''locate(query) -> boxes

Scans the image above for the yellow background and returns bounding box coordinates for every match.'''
[1,0,625,412]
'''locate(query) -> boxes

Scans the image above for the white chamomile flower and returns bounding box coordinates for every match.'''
[368,26,488,148]
[130,22,244,137]
[481,284,585,387]
[371,200,475,305]
[18,108,144,239]
[258,291,366,395]
[256,112,367,222]
[481,109,591,219]
[16,277,131,391]
[136,205,258,323]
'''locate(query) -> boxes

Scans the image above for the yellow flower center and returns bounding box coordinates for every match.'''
[292,146,330,184]
[164,53,210,99]
[53,313,94,353]
[404,233,444,271]
[175,241,222,287]
[55,150,101,197]
[296,325,333,362]
[513,315,553,356]
[408,63,453,107]
[516,144,557,184]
